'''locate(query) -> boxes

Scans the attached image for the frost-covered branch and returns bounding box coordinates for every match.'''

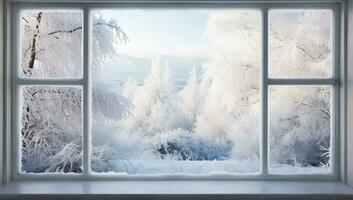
[47,22,129,43]
[94,22,129,43]
[298,102,331,119]
[270,30,327,62]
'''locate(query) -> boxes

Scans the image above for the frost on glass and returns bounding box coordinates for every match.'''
[269,9,332,78]
[269,86,331,174]
[20,86,82,173]
[90,9,261,174]
[20,10,82,78]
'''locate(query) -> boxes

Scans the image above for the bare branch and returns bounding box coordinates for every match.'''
[295,45,316,61]
[47,22,129,43]
[48,27,82,35]
[22,17,29,24]
[249,86,259,91]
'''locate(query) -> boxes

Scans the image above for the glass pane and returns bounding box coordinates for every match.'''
[269,9,333,78]
[269,86,331,174]
[90,9,261,174]
[19,10,83,78]
[20,86,82,173]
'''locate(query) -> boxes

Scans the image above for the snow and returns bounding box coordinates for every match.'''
[99,159,260,175]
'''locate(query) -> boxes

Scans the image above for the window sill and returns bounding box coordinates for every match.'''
[0,181,352,199]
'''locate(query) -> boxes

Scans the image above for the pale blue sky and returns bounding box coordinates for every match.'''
[93,9,220,91]
[97,9,216,57]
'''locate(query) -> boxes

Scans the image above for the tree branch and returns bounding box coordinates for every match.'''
[22,17,29,24]
[271,31,324,61]
[94,22,129,43]
[295,45,316,61]
[47,22,129,43]
[298,102,331,119]
[48,27,82,36]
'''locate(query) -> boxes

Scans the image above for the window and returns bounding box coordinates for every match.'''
[10,2,341,180]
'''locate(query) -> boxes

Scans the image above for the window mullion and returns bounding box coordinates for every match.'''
[333,4,341,181]
[82,7,91,176]
[267,78,338,85]
[14,78,84,85]
[261,7,269,177]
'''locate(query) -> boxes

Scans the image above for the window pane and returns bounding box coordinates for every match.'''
[269,9,333,78]
[20,86,82,173]
[90,9,261,174]
[19,10,83,78]
[269,86,331,174]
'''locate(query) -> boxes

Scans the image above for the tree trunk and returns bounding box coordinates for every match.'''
[25,12,42,76]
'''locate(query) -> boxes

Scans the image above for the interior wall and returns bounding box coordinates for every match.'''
[0,0,351,189]
[0,0,4,185]
[346,0,353,187]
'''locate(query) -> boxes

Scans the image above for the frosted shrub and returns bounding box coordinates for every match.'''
[269,86,331,170]
[21,86,82,173]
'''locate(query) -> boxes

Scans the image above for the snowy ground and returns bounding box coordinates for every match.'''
[91,159,330,175]
[269,163,331,175]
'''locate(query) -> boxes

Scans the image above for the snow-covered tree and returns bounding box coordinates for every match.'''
[179,68,200,130]
[198,10,332,168]
[121,57,180,135]
[20,11,128,173]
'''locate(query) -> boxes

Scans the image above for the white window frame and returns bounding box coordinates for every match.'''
[2,0,346,183]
